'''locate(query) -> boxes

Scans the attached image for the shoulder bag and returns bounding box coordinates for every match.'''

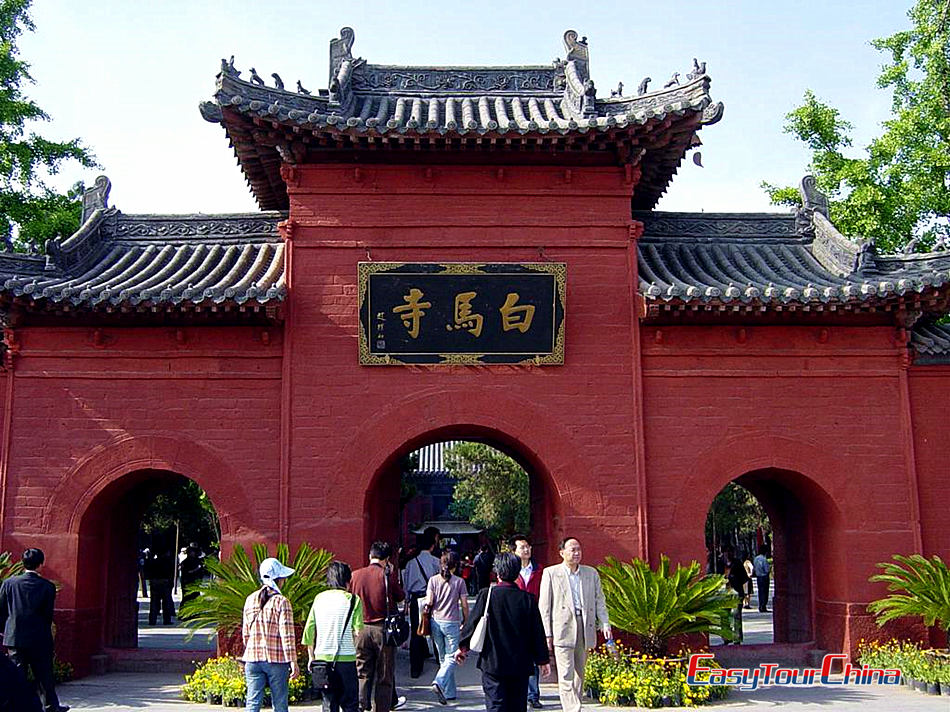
[416,559,432,637]
[469,585,492,653]
[382,565,410,647]
[310,594,357,696]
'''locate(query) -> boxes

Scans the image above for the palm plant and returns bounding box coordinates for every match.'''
[178,542,333,635]
[868,554,950,634]
[0,551,24,580]
[598,555,737,657]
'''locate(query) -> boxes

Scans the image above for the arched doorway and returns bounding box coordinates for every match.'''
[74,469,220,652]
[364,425,560,564]
[705,468,843,647]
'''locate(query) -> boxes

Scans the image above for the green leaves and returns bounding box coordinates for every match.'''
[597,555,737,657]
[0,550,24,580]
[765,0,950,253]
[178,542,333,636]
[444,442,529,541]
[868,553,950,633]
[0,0,97,251]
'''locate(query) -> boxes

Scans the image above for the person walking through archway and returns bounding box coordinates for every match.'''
[351,541,404,712]
[725,548,750,644]
[753,544,771,613]
[511,534,544,709]
[303,562,363,712]
[538,537,611,712]
[144,546,175,625]
[240,558,299,712]
[425,551,469,704]
[0,548,69,712]
[455,553,550,712]
[402,526,440,678]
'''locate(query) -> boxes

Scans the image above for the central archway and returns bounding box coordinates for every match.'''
[363,424,561,564]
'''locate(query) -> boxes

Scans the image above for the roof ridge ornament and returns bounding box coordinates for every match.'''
[795,175,829,239]
[562,30,589,79]
[330,27,356,80]
[81,175,111,224]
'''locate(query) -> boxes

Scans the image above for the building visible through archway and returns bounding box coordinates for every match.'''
[364,428,560,565]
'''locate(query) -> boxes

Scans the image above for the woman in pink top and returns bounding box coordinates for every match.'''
[424,551,469,704]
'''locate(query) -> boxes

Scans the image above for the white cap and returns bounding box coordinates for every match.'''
[259,557,295,591]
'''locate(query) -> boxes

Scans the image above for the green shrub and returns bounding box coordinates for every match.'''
[598,555,737,657]
[178,542,333,636]
[857,638,950,684]
[0,551,24,580]
[868,554,950,634]
[182,655,310,704]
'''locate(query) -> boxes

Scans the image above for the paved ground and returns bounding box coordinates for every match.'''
[59,646,949,711]
[137,593,216,652]
[58,591,946,710]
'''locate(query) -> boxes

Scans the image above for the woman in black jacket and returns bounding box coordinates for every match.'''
[455,553,550,712]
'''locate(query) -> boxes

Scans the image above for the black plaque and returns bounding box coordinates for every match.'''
[358,262,565,365]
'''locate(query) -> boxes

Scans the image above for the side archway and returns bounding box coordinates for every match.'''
[669,434,845,651]
[45,435,248,672]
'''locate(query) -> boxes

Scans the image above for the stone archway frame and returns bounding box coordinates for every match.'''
[337,388,596,554]
[673,432,845,532]
[44,433,247,538]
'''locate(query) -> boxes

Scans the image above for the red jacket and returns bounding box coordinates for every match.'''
[515,561,543,600]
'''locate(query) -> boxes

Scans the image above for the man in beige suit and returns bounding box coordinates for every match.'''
[538,537,611,712]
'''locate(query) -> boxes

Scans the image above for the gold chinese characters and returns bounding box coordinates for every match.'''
[391,289,536,339]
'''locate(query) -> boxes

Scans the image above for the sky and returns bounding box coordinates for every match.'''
[20,0,914,216]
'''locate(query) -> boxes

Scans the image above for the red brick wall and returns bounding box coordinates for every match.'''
[641,323,938,653]
[0,326,282,669]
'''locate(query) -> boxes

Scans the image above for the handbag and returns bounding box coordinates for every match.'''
[417,603,431,636]
[382,565,410,647]
[469,585,492,653]
[415,559,431,637]
[310,594,357,696]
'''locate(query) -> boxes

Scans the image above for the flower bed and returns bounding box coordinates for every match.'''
[584,643,730,707]
[858,639,949,695]
[182,655,311,706]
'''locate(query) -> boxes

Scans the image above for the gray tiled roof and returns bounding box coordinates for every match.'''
[201,29,721,211]
[0,183,285,312]
[912,322,950,357]
[636,210,950,312]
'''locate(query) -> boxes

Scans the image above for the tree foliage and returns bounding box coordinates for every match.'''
[139,478,221,552]
[868,553,950,633]
[763,0,950,253]
[444,442,530,542]
[704,483,770,556]
[0,0,97,251]
[598,555,737,657]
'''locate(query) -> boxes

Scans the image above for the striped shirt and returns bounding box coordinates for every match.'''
[241,588,296,663]
[301,589,364,662]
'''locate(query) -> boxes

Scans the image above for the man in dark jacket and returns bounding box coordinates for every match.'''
[0,548,68,712]
[511,534,544,708]
[473,545,494,592]
[457,552,550,712]
[0,653,43,712]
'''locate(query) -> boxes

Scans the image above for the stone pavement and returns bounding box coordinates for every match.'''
[59,646,949,711]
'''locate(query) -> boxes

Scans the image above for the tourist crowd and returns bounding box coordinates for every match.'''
[241,530,610,712]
